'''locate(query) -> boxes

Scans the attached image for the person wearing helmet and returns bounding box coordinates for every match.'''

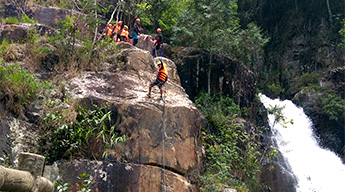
[148,61,168,99]
[151,28,163,57]
[101,23,113,42]
[132,18,142,46]
[111,21,123,42]
[120,25,129,42]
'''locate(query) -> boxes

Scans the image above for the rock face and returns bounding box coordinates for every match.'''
[46,160,198,192]
[0,23,55,43]
[173,47,256,108]
[292,88,345,161]
[62,42,203,190]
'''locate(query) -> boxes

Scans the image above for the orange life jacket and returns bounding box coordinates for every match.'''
[114,25,121,34]
[157,65,168,82]
[104,27,112,37]
[106,27,113,36]
[121,29,129,40]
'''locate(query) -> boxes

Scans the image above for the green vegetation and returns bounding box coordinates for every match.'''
[267,105,294,128]
[266,83,285,98]
[55,173,94,192]
[0,64,43,116]
[195,92,274,191]
[38,101,126,163]
[20,14,38,24]
[2,17,20,24]
[171,0,269,66]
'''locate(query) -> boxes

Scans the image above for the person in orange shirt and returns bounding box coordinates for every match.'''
[111,21,123,42]
[148,61,168,99]
[120,25,129,42]
[101,24,113,42]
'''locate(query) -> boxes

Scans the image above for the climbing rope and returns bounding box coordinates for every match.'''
[161,97,167,192]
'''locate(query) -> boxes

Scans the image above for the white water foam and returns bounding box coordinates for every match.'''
[259,94,345,192]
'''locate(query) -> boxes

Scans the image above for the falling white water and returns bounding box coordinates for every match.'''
[259,94,345,192]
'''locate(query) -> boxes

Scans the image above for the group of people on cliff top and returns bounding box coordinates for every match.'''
[102,18,167,99]
[101,18,163,57]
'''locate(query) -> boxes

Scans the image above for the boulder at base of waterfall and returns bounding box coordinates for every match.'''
[293,88,345,161]
[66,42,204,186]
[45,160,198,192]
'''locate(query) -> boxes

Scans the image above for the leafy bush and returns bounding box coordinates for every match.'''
[20,14,37,24]
[38,102,126,163]
[321,93,345,121]
[195,92,270,191]
[299,72,321,87]
[0,38,10,57]
[55,173,95,192]
[267,83,285,97]
[0,64,43,116]
[3,17,20,24]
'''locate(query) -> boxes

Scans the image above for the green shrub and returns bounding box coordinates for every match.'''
[38,102,126,163]
[0,38,10,57]
[321,93,345,121]
[195,92,271,191]
[20,14,37,24]
[0,64,43,116]
[267,83,285,97]
[299,72,321,87]
[55,173,95,192]
[3,17,20,24]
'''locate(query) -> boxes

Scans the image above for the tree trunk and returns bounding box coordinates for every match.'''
[326,0,333,27]
[92,0,98,47]
[208,52,212,95]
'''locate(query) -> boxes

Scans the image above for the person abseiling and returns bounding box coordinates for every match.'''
[120,25,129,42]
[151,28,163,57]
[112,21,123,42]
[148,61,168,99]
[101,24,113,42]
[133,18,142,46]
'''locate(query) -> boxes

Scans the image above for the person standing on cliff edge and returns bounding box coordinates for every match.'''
[151,28,163,57]
[148,61,168,99]
[133,18,142,46]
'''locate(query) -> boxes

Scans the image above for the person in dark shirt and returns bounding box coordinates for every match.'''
[151,28,163,57]
[132,18,142,46]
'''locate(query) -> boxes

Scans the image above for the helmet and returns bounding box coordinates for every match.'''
[124,25,128,29]
[118,21,123,25]
[157,28,162,32]
[157,62,163,66]
[108,24,112,27]
[136,18,140,22]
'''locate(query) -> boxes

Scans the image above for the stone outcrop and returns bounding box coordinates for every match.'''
[0,23,56,43]
[45,160,198,192]
[172,47,256,108]
[62,42,203,190]
[292,88,345,161]
[0,153,54,192]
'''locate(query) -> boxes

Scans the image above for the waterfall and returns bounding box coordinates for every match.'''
[259,94,345,192]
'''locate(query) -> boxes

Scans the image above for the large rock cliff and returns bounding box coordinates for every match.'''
[42,43,204,191]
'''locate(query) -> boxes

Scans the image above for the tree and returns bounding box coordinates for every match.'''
[172,0,268,68]
[135,0,187,37]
